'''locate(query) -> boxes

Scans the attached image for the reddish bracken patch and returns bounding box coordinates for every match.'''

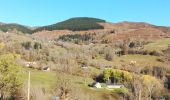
[32,22,170,42]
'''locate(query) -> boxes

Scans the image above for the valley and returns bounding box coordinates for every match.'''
[0,17,170,100]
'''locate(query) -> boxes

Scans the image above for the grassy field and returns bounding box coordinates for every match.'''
[144,38,170,51]
[113,54,167,67]
[21,68,94,89]
[20,68,120,99]
[21,70,57,88]
[93,54,167,69]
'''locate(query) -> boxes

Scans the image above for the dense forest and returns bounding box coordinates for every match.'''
[34,17,105,32]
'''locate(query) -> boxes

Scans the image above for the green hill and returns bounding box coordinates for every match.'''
[35,17,106,32]
[0,24,32,34]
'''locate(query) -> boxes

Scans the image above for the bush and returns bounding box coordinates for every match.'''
[21,41,31,50]
[149,50,161,56]
[113,88,128,94]
[128,49,161,56]
[105,52,114,61]
[34,42,42,49]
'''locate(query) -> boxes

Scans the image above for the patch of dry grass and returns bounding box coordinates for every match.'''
[144,38,170,51]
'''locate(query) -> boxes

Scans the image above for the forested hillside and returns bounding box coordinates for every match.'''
[35,17,105,32]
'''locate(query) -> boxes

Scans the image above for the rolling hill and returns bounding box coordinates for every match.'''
[0,22,6,25]
[32,20,170,41]
[0,17,170,42]
[0,24,32,34]
[34,17,106,32]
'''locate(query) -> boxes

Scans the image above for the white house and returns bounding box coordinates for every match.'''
[24,62,37,67]
[42,67,50,71]
[94,82,102,88]
[81,64,88,69]
[107,85,124,89]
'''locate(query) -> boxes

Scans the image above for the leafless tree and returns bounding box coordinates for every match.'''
[131,74,144,100]
[55,74,73,100]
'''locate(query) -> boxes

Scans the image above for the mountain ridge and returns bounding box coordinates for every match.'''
[0,17,170,35]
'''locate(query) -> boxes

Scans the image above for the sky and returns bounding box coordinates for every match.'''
[0,0,170,26]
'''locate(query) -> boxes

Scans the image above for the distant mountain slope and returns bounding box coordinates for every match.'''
[1,17,170,38]
[32,21,170,41]
[112,21,170,34]
[34,17,106,32]
[114,21,154,29]
[154,26,170,34]
[102,27,167,43]
[0,24,32,34]
[0,22,5,25]
[99,21,155,32]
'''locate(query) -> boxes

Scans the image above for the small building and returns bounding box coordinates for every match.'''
[94,82,102,88]
[81,64,88,69]
[24,62,37,67]
[107,84,124,89]
[42,67,50,71]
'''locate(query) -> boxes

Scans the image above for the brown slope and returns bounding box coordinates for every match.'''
[32,30,72,40]
[32,21,170,41]
[99,21,154,32]
[103,27,167,43]
[154,26,170,34]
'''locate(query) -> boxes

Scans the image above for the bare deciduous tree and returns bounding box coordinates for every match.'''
[55,74,73,100]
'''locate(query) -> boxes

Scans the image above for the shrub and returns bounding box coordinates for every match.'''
[105,52,114,61]
[21,41,31,50]
[149,50,161,56]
